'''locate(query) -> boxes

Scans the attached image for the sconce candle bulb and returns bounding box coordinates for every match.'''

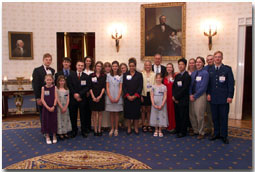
[3,76,9,91]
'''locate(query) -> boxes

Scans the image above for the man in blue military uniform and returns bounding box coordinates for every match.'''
[207,51,235,144]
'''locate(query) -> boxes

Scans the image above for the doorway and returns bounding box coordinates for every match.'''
[242,26,252,120]
[56,32,95,71]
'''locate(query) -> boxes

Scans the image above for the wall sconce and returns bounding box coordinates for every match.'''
[204,24,217,50]
[112,29,122,52]
[110,24,125,52]
[3,76,9,91]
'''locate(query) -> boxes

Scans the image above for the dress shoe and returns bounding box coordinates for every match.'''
[109,129,114,137]
[98,132,102,136]
[46,138,52,144]
[134,131,139,135]
[70,131,77,138]
[126,130,132,135]
[222,137,229,144]
[176,133,185,138]
[64,134,69,139]
[94,132,98,136]
[52,136,57,144]
[209,135,221,141]
[82,132,88,138]
[169,129,176,134]
[114,130,118,137]
[58,135,65,140]
[197,134,205,140]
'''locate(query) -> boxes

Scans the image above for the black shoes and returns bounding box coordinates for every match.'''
[70,131,77,138]
[126,130,132,135]
[176,133,186,138]
[82,132,88,138]
[222,137,229,144]
[94,132,102,136]
[134,130,139,135]
[209,135,221,141]
[209,135,229,144]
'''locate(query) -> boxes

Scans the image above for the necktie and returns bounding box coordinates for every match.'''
[192,71,198,94]
[46,67,50,70]
[216,67,219,71]
[156,66,159,74]
[78,72,80,80]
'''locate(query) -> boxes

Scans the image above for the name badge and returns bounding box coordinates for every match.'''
[114,75,120,82]
[44,90,50,96]
[158,91,164,95]
[81,80,86,86]
[219,76,226,82]
[177,81,182,87]
[147,84,152,89]
[196,76,202,82]
[92,77,97,83]
[126,75,132,80]
[169,77,174,83]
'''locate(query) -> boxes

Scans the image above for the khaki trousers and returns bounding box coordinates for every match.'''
[189,93,207,135]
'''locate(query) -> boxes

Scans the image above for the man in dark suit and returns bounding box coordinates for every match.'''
[172,58,191,138]
[68,60,91,138]
[152,53,166,77]
[146,15,176,56]
[207,51,235,144]
[54,57,74,85]
[32,53,55,124]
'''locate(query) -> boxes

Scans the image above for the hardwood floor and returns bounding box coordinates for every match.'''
[2,114,252,129]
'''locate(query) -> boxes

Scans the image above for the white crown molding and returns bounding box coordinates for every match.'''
[238,17,252,26]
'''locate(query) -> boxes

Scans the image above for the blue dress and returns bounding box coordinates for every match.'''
[150,85,169,127]
[105,74,123,112]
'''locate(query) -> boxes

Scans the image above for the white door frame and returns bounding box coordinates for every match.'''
[234,17,252,119]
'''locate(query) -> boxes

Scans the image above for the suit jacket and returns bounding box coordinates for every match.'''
[32,65,55,99]
[69,71,91,101]
[172,71,191,106]
[152,64,166,78]
[207,64,235,104]
[54,69,75,89]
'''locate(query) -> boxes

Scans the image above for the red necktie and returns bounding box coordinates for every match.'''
[78,72,80,80]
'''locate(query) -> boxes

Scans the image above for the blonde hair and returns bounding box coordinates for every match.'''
[43,53,52,60]
[214,50,223,57]
[44,74,53,80]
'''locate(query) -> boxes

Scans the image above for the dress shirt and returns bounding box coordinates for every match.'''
[189,68,209,99]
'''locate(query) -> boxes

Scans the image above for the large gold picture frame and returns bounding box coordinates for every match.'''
[8,31,34,60]
[141,2,186,61]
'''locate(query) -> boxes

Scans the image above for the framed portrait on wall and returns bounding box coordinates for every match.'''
[141,2,186,61]
[8,31,34,60]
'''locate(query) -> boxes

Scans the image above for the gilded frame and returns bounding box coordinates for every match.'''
[8,31,34,60]
[141,2,186,61]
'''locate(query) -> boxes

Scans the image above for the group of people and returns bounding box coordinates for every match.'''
[32,51,234,145]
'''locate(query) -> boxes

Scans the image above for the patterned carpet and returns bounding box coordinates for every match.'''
[2,120,252,169]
